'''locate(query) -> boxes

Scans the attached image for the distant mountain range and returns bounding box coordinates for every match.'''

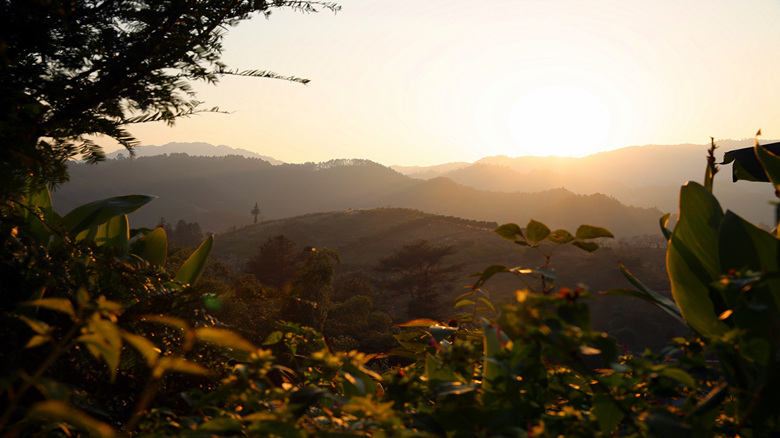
[53,140,776,236]
[391,139,776,227]
[105,142,284,164]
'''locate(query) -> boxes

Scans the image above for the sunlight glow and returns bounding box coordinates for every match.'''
[508,85,613,157]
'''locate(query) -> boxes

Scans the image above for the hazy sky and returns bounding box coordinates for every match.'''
[109,0,780,166]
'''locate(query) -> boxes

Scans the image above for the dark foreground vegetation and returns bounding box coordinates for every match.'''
[4,144,780,436]
[3,1,780,436]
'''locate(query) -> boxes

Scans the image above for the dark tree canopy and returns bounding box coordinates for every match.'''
[375,239,464,319]
[244,234,309,290]
[0,0,338,198]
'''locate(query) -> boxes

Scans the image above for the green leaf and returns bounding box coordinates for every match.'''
[472,264,511,289]
[174,235,214,286]
[63,195,156,236]
[575,224,614,239]
[572,241,599,253]
[657,367,697,388]
[667,182,725,337]
[196,327,257,353]
[94,215,129,252]
[601,264,684,326]
[454,299,475,308]
[659,213,672,240]
[395,318,440,328]
[493,223,525,243]
[755,143,780,190]
[453,290,475,303]
[80,315,122,382]
[133,226,168,266]
[526,219,551,244]
[141,315,190,331]
[263,331,284,345]
[19,181,57,243]
[122,332,159,366]
[592,394,625,434]
[30,400,116,438]
[548,229,574,244]
[478,297,496,312]
[20,298,75,319]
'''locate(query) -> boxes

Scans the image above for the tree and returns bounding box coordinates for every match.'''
[0,0,339,199]
[251,202,261,224]
[375,239,464,319]
[244,234,308,290]
[171,219,204,247]
[281,247,340,332]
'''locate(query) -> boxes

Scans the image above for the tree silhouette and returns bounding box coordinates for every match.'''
[244,235,308,290]
[0,0,338,199]
[251,202,261,224]
[375,239,464,319]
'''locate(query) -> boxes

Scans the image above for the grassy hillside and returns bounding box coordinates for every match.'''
[213,207,683,350]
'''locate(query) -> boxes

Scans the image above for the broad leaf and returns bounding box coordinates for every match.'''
[63,195,156,236]
[575,224,614,239]
[659,213,672,241]
[718,211,780,311]
[395,318,440,328]
[30,400,116,438]
[20,298,75,319]
[174,235,214,286]
[572,241,599,253]
[592,394,625,434]
[526,219,551,244]
[94,215,129,253]
[667,182,725,337]
[601,264,684,326]
[754,142,780,190]
[133,227,168,267]
[196,327,257,353]
[122,332,159,366]
[493,223,524,243]
[548,229,574,244]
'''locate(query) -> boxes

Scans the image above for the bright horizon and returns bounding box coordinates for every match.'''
[100,0,780,166]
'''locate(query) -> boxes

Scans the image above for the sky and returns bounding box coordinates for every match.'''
[106,0,780,166]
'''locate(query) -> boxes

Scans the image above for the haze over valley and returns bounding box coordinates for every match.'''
[58,139,776,235]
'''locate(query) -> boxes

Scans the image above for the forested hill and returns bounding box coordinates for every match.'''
[54,153,663,236]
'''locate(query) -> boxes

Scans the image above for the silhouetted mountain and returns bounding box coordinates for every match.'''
[105,141,284,164]
[394,141,776,226]
[54,154,662,236]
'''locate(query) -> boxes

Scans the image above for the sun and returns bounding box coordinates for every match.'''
[508,85,613,157]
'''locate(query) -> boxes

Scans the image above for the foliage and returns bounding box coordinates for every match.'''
[4,143,780,436]
[472,219,614,294]
[245,234,310,290]
[375,239,465,319]
[0,0,338,199]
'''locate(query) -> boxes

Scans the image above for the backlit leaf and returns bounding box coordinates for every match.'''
[30,400,116,438]
[526,219,551,244]
[174,235,214,286]
[493,223,524,242]
[196,327,257,353]
[63,195,156,235]
[575,225,614,239]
